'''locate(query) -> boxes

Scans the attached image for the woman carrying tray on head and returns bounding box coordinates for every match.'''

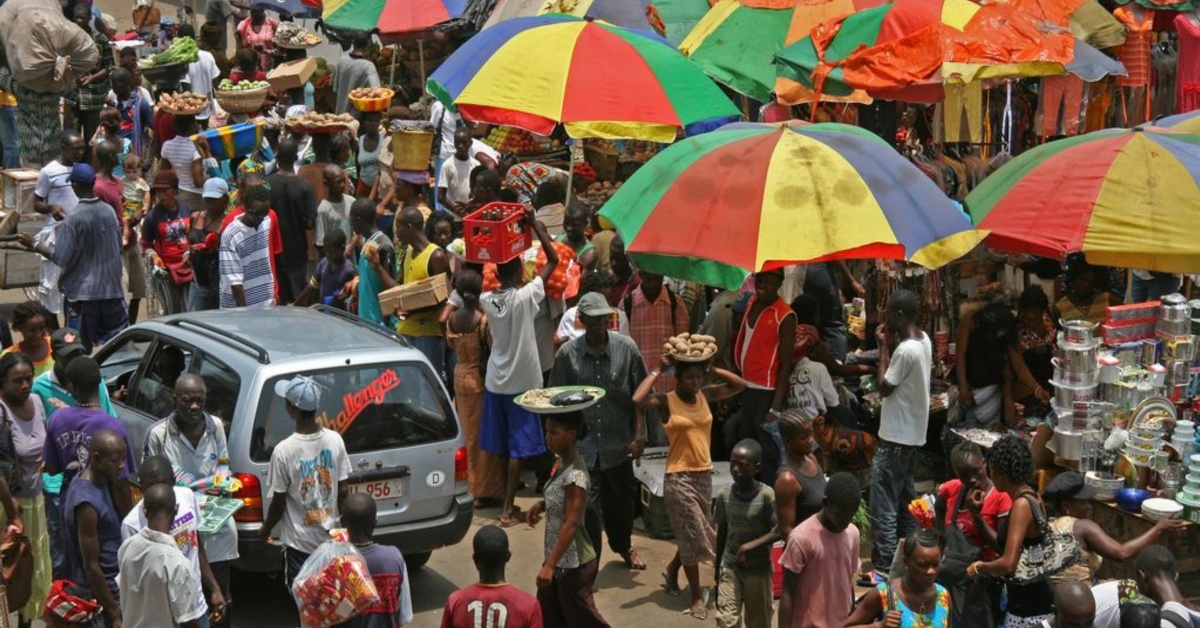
[633,354,746,620]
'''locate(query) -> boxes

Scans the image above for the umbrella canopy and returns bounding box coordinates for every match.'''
[966,128,1200,272]
[1150,111,1200,134]
[428,15,740,141]
[598,122,984,288]
[774,0,886,104]
[679,0,799,101]
[484,0,653,30]
[774,0,1078,102]
[254,0,321,18]
[649,0,712,44]
[323,0,466,33]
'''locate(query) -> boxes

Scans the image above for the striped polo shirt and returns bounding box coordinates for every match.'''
[218,215,276,308]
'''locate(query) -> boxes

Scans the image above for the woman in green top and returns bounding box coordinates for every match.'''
[526,411,610,628]
[2,302,54,377]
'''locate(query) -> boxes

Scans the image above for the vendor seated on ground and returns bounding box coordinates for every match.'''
[1052,259,1111,325]
[954,301,1019,430]
[1043,471,1186,585]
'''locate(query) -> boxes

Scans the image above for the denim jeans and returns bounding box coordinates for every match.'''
[869,440,920,574]
[1130,273,1181,304]
[45,490,67,580]
[189,283,215,312]
[0,106,18,169]
[403,335,447,386]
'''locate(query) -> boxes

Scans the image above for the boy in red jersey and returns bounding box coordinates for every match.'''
[441,525,542,628]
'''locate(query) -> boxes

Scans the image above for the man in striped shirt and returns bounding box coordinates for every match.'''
[218,185,275,308]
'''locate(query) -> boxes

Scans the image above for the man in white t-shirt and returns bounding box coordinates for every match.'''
[480,208,558,527]
[122,456,227,626]
[437,128,480,218]
[260,375,353,588]
[787,356,839,422]
[33,131,86,318]
[868,288,931,581]
[179,24,221,122]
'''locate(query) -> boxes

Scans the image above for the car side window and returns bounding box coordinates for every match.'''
[193,353,240,432]
[96,334,154,398]
[129,342,193,420]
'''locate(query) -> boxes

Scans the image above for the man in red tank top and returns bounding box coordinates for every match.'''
[441,526,543,628]
[732,269,796,481]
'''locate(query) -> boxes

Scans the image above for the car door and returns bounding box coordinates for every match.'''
[97,335,194,457]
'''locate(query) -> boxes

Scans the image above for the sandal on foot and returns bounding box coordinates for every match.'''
[621,549,647,570]
[685,602,707,620]
[661,572,682,597]
[856,570,886,587]
[497,513,521,528]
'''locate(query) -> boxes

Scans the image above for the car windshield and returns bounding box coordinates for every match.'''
[251,363,456,462]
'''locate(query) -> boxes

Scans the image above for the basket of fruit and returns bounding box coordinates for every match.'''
[138,36,199,86]
[285,112,357,134]
[158,91,209,116]
[349,87,393,113]
[273,22,323,49]
[215,80,271,113]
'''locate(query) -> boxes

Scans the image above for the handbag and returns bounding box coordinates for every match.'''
[1,533,32,611]
[938,487,982,587]
[1008,492,1080,585]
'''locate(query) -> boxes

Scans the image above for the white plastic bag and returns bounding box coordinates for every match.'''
[291,533,380,628]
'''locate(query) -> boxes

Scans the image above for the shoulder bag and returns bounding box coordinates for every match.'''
[1008,492,1080,585]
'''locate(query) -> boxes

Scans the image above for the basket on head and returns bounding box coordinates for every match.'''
[350,87,394,113]
[391,130,434,171]
[216,87,269,114]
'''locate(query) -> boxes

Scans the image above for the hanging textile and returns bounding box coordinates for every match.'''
[1115,6,1155,88]
[1177,13,1200,113]
[1041,75,1086,138]
[943,82,984,143]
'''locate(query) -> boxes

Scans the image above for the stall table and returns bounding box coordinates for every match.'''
[1091,499,1200,598]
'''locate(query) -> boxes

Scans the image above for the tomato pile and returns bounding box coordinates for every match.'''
[480,242,575,301]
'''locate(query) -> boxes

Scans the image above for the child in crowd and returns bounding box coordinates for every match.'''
[441,526,542,628]
[778,472,863,628]
[714,439,777,628]
[342,493,412,628]
[295,230,358,309]
[120,154,149,323]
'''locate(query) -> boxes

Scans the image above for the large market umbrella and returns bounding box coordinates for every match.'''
[965,128,1200,272]
[1150,111,1200,134]
[254,0,321,18]
[680,0,885,102]
[774,0,1079,102]
[323,0,466,33]
[775,0,885,104]
[598,122,985,288]
[484,0,653,30]
[427,15,740,141]
[648,0,712,44]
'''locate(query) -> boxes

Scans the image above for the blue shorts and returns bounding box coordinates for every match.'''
[481,391,546,459]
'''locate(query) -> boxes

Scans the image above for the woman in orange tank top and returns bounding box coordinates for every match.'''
[634,355,746,620]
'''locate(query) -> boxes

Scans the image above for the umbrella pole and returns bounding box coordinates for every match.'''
[389,44,397,86]
[566,142,576,202]
[419,40,426,88]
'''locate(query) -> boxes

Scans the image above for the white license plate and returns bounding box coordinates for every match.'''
[350,479,403,500]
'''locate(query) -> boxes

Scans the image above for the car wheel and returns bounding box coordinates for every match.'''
[405,551,432,570]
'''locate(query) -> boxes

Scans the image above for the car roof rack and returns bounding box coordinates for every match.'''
[310,304,411,348]
[164,318,271,364]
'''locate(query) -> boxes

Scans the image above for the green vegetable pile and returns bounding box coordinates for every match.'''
[149,36,199,66]
[218,79,270,92]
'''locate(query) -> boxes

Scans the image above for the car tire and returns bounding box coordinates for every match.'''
[405,551,431,570]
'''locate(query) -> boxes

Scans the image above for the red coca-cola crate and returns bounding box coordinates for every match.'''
[464,202,532,263]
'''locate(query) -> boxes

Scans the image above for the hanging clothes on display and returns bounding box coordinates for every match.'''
[1177,12,1200,113]
[1115,5,1156,124]
[1041,75,1086,138]
[1152,34,1178,117]
[941,82,984,144]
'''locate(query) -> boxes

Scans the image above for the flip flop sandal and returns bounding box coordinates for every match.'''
[622,549,647,570]
[685,603,707,621]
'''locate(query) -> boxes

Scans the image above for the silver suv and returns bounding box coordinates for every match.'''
[94,306,473,572]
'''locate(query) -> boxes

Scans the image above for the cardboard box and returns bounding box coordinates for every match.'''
[1,169,39,215]
[379,273,450,315]
[267,58,317,92]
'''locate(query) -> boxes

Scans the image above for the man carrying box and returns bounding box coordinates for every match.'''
[393,206,452,383]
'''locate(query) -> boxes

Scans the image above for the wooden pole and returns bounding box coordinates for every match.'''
[389,44,397,86]
[419,39,426,88]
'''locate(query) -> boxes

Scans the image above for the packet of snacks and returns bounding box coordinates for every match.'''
[291,529,381,628]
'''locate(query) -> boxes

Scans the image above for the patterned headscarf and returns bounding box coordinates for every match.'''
[793,323,821,364]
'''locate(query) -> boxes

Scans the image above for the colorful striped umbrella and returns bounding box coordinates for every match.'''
[598,122,984,288]
[323,0,465,34]
[681,0,884,102]
[648,0,712,45]
[966,128,1200,272]
[774,0,1077,102]
[1150,111,1200,134]
[484,0,654,30]
[775,0,885,104]
[428,15,739,141]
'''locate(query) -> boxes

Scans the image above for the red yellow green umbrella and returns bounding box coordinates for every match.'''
[427,15,739,141]
[1150,111,1200,134]
[322,0,465,34]
[774,0,1076,102]
[598,122,984,288]
[966,128,1200,272]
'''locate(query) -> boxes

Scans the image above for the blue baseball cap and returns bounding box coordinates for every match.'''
[69,163,96,185]
[202,178,230,199]
[275,375,321,412]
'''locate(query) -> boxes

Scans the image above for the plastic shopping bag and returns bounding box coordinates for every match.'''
[291,530,380,628]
